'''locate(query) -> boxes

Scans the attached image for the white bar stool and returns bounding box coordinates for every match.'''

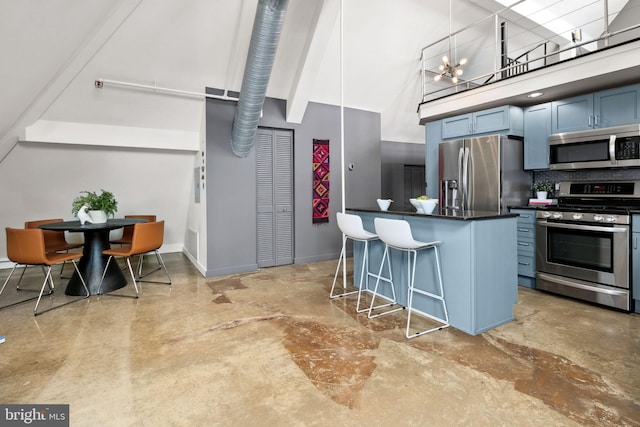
[331,212,387,313]
[372,217,449,338]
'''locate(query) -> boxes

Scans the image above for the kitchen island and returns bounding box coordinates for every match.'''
[348,207,519,335]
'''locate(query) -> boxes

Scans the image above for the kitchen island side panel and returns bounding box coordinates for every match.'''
[350,210,517,335]
[470,217,518,332]
[406,216,473,332]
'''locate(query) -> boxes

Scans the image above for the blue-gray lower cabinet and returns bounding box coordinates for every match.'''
[350,210,518,335]
[633,215,640,314]
[511,208,536,288]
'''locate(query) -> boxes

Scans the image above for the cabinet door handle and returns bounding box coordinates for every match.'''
[595,115,599,126]
[588,115,592,126]
[635,236,638,250]
[520,215,530,219]
[518,261,531,266]
[518,242,530,247]
[517,228,530,232]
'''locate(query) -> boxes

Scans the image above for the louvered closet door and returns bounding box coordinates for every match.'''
[256,128,294,267]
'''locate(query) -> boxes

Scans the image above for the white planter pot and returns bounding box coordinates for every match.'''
[89,210,108,224]
[536,191,548,200]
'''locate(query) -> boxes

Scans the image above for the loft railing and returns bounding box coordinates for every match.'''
[491,41,547,83]
[420,0,640,104]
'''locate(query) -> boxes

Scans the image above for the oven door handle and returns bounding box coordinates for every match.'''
[537,221,628,233]
[609,134,617,165]
[537,273,629,296]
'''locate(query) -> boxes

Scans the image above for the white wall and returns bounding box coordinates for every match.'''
[0,140,194,265]
[183,109,208,275]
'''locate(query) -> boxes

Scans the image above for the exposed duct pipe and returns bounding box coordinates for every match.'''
[231,0,289,158]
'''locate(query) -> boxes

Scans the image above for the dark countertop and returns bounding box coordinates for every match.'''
[347,207,518,221]
[508,205,538,210]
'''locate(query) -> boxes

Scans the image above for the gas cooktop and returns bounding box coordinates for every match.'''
[545,180,640,214]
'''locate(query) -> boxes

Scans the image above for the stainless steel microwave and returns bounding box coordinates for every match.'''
[549,124,640,170]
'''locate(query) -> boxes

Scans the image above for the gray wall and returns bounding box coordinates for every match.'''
[381,141,426,208]
[205,93,381,276]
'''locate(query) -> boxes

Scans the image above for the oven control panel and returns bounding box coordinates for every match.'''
[567,182,636,195]
[537,211,629,225]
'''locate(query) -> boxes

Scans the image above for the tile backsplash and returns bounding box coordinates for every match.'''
[532,168,640,197]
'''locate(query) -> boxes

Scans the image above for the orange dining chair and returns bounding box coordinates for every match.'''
[12,219,84,289]
[0,227,89,316]
[110,215,156,277]
[25,218,84,253]
[26,218,83,276]
[98,220,171,298]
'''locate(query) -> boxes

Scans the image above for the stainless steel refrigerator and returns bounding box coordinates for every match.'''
[438,134,531,213]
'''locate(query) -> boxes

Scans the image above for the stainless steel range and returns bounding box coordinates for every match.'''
[536,181,640,311]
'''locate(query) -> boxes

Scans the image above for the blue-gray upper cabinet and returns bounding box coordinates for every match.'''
[551,84,640,133]
[523,103,551,170]
[441,105,524,140]
[425,120,441,200]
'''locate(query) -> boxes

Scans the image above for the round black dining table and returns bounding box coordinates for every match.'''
[39,218,148,295]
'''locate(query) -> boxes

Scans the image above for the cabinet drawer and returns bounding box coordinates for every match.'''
[518,254,536,277]
[517,238,535,255]
[517,225,535,239]
[511,209,536,224]
[515,211,535,224]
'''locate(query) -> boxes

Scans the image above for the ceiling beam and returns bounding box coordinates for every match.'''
[0,0,144,164]
[286,0,340,124]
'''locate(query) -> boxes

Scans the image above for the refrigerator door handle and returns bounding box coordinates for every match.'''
[465,146,472,208]
[457,147,464,208]
[462,147,470,209]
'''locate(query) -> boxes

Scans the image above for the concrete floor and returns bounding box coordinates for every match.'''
[0,253,639,426]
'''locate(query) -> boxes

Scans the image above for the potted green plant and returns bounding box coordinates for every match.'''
[532,181,553,200]
[72,190,118,223]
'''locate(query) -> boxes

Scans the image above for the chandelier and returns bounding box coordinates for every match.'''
[433,0,467,84]
[434,56,467,83]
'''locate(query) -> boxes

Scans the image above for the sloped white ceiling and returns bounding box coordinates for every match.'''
[1,0,477,155]
[0,0,116,138]
[1,0,638,161]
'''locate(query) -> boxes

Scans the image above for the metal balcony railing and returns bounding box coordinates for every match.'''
[420,0,640,104]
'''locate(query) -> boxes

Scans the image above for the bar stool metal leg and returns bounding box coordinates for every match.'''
[406,245,449,339]
[368,244,402,319]
[331,237,381,313]
[330,235,359,299]
[354,240,372,313]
